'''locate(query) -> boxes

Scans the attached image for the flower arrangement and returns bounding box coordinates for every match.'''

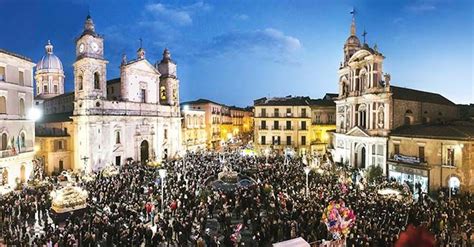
[322,199,356,239]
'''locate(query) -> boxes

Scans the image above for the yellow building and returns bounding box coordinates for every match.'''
[181,107,206,151]
[181,99,253,150]
[253,94,336,155]
[388,121,474,193]
[35,119,74,175]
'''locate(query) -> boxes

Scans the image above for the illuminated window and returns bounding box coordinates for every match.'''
[160,86,166,100]
[0,96,6,114]
[446,148,455,166]
[0,66,5,81]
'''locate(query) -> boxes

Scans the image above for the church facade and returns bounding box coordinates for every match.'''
[332,14,459,175]
[36,15,181,173]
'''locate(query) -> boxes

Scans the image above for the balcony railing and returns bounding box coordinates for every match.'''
[272,126,282,130]
[260,141,294,146]
[258,126,268,130]
[284,127,293,131]
[389,154,427,165]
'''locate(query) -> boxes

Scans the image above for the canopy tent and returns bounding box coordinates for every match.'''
[273,237,310,247]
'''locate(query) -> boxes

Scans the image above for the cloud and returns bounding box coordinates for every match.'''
[144,1,212,26]
[405,0,437,13]
[195,28,302,64]
[234,14,249,21]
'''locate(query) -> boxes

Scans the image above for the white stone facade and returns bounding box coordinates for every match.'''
[333,16,459,176]
[38,15,182,173]
[0,49,36,187]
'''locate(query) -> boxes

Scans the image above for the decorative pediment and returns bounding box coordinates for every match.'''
[346,126,370,137]
[124,59,160,76]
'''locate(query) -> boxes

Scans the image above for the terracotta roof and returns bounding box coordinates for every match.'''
[391,86,455,106]
[0,49,33,62]
[391,121,474,141]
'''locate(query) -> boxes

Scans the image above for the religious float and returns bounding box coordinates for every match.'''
[322,199,356,246]
[50,186,88,214]
[101,165,119,177]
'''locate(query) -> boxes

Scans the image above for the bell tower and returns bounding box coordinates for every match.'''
[73,15,108,102]
[343,9,361,65]
[157,48,179,106]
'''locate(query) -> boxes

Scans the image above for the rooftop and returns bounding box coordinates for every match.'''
[254,95,335,107]
[391,121,474,141]
[391,86,455,106]
[0,48,33,62]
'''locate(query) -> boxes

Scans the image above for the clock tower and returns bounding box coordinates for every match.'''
[73,14,108,105]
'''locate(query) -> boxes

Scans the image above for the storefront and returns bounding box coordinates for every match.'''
[388,161,430,194]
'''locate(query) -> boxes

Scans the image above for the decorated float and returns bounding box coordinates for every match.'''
[146,160,161,168]
[322,200,356,242]
[51,186,88,214]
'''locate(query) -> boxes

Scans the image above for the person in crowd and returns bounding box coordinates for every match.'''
[0,150,472,246]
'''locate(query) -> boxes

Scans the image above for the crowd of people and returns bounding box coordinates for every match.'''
[0,149,473,246]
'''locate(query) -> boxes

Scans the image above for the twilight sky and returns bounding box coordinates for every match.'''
[1,0,472,106]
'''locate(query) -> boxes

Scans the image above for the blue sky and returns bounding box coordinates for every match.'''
[1,0,472,106]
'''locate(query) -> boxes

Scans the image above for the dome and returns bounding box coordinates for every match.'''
[36,40,63,73]
[345,35,361,47]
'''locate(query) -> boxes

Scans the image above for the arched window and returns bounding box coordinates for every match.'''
[20,132,26,148]
[357,104,367,129]
[377,107,384,128]
[404,110,413,125]
[1,133,7,150]
[44,85,48,93]
[0,96,6,114]
[78,75,83,90]
[404,117,412,125]
[115,131,121,144]
[19,98,25,117]
[94,72,100,89]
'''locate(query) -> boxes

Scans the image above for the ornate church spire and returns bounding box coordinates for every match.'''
[84,14,95,33]
[350,8,356,35]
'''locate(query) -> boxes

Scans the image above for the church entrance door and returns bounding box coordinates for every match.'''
[140,140,149,164]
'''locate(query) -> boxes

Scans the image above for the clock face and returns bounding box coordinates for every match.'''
[91,42,99,53]
[79,43,85,53]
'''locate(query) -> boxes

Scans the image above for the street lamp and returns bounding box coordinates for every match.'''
[304,166,311,199]
[158,169,167,215]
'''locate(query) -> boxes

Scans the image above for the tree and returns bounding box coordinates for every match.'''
[366,165,384,184]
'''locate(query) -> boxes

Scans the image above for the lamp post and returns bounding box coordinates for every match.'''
[158,169,167,216]
[304,166,311,199]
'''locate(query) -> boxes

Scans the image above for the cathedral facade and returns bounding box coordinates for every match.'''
[332,15,459,175]
[36,15,181,173]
